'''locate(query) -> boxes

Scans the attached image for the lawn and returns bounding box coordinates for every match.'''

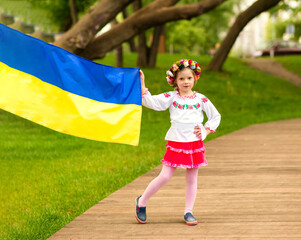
[1,53,301,239]
[273,55,301,76]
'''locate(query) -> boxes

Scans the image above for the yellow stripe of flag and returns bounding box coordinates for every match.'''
[0,62,142,146]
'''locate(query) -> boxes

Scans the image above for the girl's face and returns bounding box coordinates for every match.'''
[175,68,196,95]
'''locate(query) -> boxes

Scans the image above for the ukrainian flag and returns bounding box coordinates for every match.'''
[0,24,142,146]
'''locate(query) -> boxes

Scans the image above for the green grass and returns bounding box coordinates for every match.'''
[273,55,301,77]
[1,53,301,239]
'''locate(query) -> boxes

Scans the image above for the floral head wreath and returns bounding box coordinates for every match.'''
[166,59,201,87]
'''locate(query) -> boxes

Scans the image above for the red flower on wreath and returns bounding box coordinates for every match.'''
[196,103,201,109]
[173,101,177,107]
[178,104,183,109]
[188,105,194,110]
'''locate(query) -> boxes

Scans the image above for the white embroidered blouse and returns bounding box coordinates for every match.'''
[142,89,221,142]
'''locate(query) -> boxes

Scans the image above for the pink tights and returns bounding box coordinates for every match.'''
[138,165,199,214]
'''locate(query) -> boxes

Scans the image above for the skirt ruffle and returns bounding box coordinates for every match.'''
[161,140,207,169]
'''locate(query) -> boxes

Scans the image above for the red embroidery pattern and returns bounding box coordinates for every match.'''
[142,88,149,98]
[164,92,171,98]
[173,101,201,110]
[202,98,208,103]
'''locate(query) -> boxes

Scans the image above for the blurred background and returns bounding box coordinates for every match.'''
[0,0,300,64]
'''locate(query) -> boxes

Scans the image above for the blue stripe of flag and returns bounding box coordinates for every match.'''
[0,24,141,106]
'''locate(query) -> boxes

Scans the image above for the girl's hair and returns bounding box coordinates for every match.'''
[166,59,201,87]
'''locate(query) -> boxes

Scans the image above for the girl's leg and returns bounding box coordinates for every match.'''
[138,164,176,207]
[184,167,199,214]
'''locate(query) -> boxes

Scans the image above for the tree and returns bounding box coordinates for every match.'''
[166,0,235,55]
[53,0,283,71]
[208,0,282,71]
[70,0,228,60]
[54,0,135,52]
[69,0,78,25]
[121,7,137,52]
[134,0,169,67]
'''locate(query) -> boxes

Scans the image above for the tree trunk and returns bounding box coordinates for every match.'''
[136,25,165,68]
[208,0,281,71]
[54,0,135,52]
[115,45,123,67]
[79,0,226,60]
[134,0,168,67]
[69,0,78,25]
[133,0,148,66]
[157,25,166,54]
[148,25,165,68]
[137,32,148,66]
[112,19,123,67]
[122,8,136,52]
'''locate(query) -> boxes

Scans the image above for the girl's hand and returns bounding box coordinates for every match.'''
[140,70,147,95]
[194,126,211,139]
[194,126,202,139]
[206,129,211,136]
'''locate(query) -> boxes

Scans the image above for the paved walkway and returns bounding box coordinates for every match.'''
[245,58,301,87]
[49,118,301,240]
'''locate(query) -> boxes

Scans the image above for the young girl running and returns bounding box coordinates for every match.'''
[136,59,221,225]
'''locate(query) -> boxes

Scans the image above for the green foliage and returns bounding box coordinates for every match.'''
[269,0,301,19]
[266,0,301,41]
[167,18,206,54]
[0,0,97,32]
[0,0,59,32]
[166,0,236,55]
[293,20,301,41]
[28,0,97,31]
[266,19,301,42]
[123,0,236,55]
[265,19,284,41]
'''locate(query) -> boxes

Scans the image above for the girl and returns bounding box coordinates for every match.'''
[136,59,221,226]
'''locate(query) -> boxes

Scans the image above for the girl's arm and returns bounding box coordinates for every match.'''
[203,98,221,133]
[140,70,174,111]
[194,98,220,140]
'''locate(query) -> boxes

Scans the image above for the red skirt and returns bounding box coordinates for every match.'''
[161,140,207,169]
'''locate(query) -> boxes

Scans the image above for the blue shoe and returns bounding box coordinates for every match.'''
[184,212,198,226]
[135,196,147,224]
